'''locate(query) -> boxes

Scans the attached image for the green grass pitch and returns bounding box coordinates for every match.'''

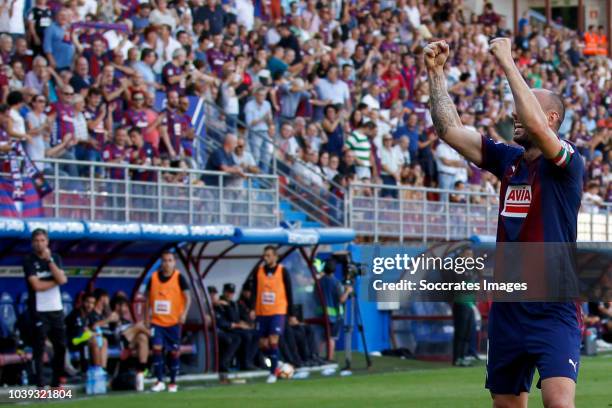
[37,354,612,407]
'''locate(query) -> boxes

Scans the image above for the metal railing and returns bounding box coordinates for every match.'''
[14,158,280,227]
[348,182,498,242]
[348,183,612,242]
[577,203,612,242]
[198,99,346,226]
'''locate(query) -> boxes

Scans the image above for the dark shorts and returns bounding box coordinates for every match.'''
[151,324,181,351]
[485,303,581,395]
[329,320,342,339]
[256,314,286,337]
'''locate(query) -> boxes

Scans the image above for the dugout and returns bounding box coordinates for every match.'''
[0,218,354,377]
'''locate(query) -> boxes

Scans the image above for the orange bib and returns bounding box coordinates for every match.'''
[149,270,185,327]
[255,264,288,316]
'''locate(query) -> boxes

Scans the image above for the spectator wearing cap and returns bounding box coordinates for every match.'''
[43,8,75,71]
[218,283,259,370]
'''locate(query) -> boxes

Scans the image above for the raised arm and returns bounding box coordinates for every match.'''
[489,37,562,160]
[424,41,483,166]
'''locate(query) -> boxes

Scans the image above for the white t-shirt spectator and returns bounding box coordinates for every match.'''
[379,144,404,176]
[403,5,420,29]
[235,0,254,30]
[74,112,89,142]
[317,78,350,106]
[581,191,604,213]
[435,141,467,182]
[9,108,26,136]
[26,111,48,164]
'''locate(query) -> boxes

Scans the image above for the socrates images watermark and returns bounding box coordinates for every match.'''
[369,253,528,294]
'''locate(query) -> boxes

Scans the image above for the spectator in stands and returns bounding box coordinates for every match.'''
[244,87,273,169]
[233,136,259,174]
[435,140,468,201]
[43,8,75,71]
[22,228,68,388]
[317,259,352,360]
[345,121,374,180]
[103,127,132,179]
[218,283,258,370]
[204,133,245,186]
[247,245,294,383]
[379,134,404,198]
[26,0,53,56]
[146,251,191,393]
[582,181,605,213]
[25,93,50,168]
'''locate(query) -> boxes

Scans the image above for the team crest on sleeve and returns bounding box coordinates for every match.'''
[501,185,531,218]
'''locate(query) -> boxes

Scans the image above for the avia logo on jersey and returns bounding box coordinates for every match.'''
[501,185,532,218]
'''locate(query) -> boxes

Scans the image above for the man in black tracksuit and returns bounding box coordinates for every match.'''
[22,229,68,388]
[208,286,241,374]
[218,283,259,370]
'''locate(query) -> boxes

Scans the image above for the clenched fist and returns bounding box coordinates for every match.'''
[489,37,513,66]
[424,41,450,71]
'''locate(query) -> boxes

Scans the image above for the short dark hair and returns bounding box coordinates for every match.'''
[7,91,24,107]
[161,250,175,258]
[93,288,108,301]
[263,245,277,254]
[31,228,48,240]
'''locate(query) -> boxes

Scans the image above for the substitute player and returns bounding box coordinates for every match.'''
[250,246,293,383]
[146,251,191,392]
[424,39,583,408]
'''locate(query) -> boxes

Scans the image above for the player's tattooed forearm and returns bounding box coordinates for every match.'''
[428,72,461,137]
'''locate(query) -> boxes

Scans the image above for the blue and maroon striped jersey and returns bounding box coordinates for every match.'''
[50,102,75,146]
[102,143,132,179]
[480,136,584,243]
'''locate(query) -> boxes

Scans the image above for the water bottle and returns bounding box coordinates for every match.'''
[21,369,28,386]
[94,366,107,394]
[95,327,103,349]
[86,367,95,395]
[584,328,597,356]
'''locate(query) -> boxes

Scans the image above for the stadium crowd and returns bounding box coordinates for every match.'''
[0,0,610,216]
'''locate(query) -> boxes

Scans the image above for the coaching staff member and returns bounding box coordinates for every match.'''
[23,228,68,388]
